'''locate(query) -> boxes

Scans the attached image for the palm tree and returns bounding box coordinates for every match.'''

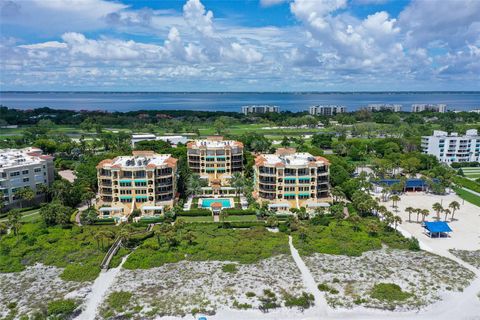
[415,208,422,222]
[331,186,345,203]
[448,201,460,221]
[15,187,35,209]
[186,174,204,197]
[7,209,21,236]
[443,208,451,222]
[390,195,400,209]
[432,202,443,221]
[421,209,430,222]
[349,215,362,232]
[230,172,245,196]
[405,207,414,222]
[182,231,196,245]
[393,215,402,230]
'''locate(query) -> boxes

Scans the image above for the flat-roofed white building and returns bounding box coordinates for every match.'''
[309,105,346,116]
[253,148,331,212]
[0,147,54,207]
[131,134,189,147]
[365,104,402,112]
[96,151,178,218]
[241,105,279,115]
[421,129,480,163]
[412,104,447,113]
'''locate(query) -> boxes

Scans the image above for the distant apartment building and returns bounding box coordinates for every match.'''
[365,104,402,112]
[421,129,480,163]
[411,104,447,113]
[241,105,279,115]
[0,147,54,207]
[187,137,243,194]
[96,151,177,218]
[131,134,189,147]
[309,105,346,116]
[253,148,330,212]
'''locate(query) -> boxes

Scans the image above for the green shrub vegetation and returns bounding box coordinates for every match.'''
[283,291,315,311]
[47,299,77,318]
[317,283,339,294]
[100,291,133,319]
[124,224,288,269]
[370,283,413,302]
[0,223,126,281]
[293,217,414,256]
[221,263,237,273]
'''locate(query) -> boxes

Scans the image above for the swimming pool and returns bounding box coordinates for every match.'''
[200,198,233,209]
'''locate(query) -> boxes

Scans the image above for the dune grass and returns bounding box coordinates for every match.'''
[123,224,289,269]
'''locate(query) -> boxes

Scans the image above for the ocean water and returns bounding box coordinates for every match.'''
[0,92,479,112]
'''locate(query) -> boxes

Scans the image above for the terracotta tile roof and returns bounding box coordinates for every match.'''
[211,202,223,208]
[315,156,330,165]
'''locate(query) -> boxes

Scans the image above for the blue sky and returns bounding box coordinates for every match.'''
[0,0,479,91]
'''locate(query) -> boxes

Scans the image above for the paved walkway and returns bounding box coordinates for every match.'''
[288,236,329,316]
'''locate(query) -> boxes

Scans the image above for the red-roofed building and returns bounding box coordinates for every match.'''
[96,151,178,219]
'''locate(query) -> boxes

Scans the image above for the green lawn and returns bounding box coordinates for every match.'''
[453,187,480,207]
[123,224,289,269]
[179,216,214,222]
[0,208,40,223]
[225,215,257,221]
[461,168,480,179]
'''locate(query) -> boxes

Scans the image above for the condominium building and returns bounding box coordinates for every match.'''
[253,148,330,212]
[411,104,447,113]
[309,105,346,116]
[187,136,243,194]
[365,104,402,112]
[241,105,279,115]
[421,129,480,163]
[0,147,54,207]
[96,151,177,218]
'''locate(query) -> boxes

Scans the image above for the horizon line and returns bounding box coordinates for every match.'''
[1,90,480,94]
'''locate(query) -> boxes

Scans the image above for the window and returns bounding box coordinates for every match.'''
[22,170,29,175]
[23,178,29,182]
[10,171,20,177]
[34,168,42,173]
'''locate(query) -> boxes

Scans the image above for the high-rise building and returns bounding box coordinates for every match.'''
[0,147,54,207]
[421,129,480,163]
[411,104,447,113]
[241,105,279,115]
[253,148,330,212]
[309,105,346,116]
[365,104,402,112]
[187,137,243,195]
[96,151,177,219]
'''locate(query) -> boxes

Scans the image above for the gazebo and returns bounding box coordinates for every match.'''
[423,221,452,238]
[210,202,223,215]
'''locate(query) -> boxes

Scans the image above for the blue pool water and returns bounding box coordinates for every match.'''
[201,198,232,208]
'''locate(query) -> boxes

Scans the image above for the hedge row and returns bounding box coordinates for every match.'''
[451,162,480,168]
[223,209,257,216]
[453,176,480,193]
[182,221,265,228]
[177,209,212,217]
